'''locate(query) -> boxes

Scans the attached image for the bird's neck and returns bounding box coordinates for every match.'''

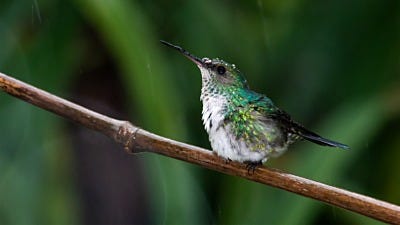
[200,83,229,133]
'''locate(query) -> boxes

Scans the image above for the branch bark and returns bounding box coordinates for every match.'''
[0,72,399,224]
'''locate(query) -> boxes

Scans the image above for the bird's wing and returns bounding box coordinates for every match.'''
[269,109,349,149]
[247,92,349,149]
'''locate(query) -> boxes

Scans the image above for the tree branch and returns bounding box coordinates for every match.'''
[0,72,399,224]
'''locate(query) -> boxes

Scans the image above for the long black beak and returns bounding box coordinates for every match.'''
[160,40,204,66]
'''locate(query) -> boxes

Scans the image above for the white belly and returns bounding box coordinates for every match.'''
[201,96,271,163]
[209,124,270,163]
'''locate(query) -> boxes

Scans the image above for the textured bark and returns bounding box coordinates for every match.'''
[1,72,399,224]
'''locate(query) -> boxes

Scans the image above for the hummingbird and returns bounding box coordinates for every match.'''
[161,40,349,170]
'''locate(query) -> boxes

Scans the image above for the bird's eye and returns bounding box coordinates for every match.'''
[217,66,226,75]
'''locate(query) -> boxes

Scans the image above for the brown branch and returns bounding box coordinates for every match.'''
[0,72,399,224]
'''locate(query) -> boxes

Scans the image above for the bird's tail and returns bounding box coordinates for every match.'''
[296,127,349,150]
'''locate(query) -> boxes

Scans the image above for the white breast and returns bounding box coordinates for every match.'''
[200,93,226,133]
[200,93,268,163]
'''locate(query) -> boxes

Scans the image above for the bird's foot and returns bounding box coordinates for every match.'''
[244,161,263,174]
[224,158,232,164]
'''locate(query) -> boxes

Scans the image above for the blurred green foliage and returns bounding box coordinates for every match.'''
[0,0,399,224]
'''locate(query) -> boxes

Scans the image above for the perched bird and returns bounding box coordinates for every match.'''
[161,40,349,170]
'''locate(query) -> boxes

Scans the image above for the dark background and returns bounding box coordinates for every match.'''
[0,0,399,224]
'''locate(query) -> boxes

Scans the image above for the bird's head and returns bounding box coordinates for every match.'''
[161,40,249,90]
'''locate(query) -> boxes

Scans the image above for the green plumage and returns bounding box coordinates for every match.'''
[161,40,349,167]
[225,89,279,151]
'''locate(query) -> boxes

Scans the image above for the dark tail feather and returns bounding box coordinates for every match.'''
[270,109,349,149]
[298,130,349,150]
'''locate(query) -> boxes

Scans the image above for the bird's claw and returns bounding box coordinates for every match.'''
[244,161,263,174]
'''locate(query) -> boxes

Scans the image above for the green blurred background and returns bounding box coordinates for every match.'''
[0,0,399,224]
